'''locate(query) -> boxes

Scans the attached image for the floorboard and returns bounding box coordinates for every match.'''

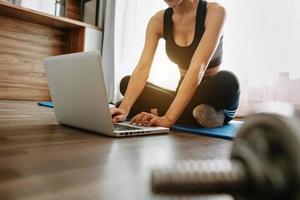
[0,100,233,200]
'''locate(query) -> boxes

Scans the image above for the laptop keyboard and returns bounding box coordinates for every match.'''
[113,124,142,131]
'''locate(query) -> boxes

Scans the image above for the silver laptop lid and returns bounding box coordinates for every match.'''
[44,51,114,136]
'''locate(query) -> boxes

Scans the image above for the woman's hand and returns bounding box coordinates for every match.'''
[110,107,128,123]
[130,112,174,128]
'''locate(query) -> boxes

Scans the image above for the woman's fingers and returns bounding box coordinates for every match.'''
[113,115,122,123]
[130,114,137,124]
[111,107,124,117]
[112,116,118,123]
[148,117,158,126]
[110,107,118,115]
[130,112,155,125]
[135,112,148,125]
[130,112,144,124]
[140,113,154,125]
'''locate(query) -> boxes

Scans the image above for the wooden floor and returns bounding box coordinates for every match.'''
[0,100,233,200]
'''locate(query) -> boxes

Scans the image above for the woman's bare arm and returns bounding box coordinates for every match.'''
[113,12,163,122]
[164,4,227,124]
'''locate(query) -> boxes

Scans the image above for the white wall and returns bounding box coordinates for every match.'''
[84,27,102,51]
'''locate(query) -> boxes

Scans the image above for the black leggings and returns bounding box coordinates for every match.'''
[118,70,240,124]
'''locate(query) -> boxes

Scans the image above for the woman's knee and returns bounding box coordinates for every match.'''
[216,70,240,95]
[120,75,131,95]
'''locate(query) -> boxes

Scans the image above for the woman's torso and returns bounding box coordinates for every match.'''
[161,0,223,77]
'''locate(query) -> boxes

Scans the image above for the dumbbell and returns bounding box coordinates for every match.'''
[151,102,300,200]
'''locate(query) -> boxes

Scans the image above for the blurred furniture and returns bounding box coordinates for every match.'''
[0,1,102,100]
[65,0,81,20]
[79,0,100,25]
[56,0,100,25]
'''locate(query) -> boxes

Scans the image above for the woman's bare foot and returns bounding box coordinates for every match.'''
[192,104,225,128]
[150,108,158,116]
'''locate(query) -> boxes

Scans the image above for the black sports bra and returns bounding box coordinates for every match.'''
[163,0,223,70]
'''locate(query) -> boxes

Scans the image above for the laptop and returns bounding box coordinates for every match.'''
[44,51,169,137]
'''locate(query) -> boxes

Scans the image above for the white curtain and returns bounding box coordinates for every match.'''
[99,0,116,103]
[103,0,300,115]
[217,0,300,115]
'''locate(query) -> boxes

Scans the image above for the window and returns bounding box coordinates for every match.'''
[20,0,56,15]
[113,0,300,114]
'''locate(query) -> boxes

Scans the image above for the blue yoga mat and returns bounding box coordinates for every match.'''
[38,101,242,139]
[38,102,115,108]
[172,120,243,140]
[38,101,54,108]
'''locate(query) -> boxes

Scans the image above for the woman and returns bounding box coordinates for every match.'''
[111,0,240,128]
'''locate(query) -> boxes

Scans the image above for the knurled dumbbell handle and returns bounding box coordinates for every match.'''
[151,160,248,194]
